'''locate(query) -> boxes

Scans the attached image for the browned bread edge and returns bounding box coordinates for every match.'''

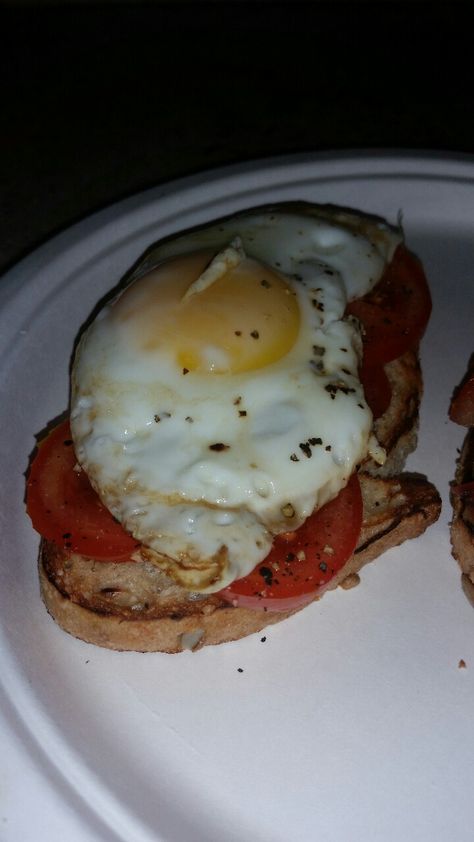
[39,471,441,652]
[450,427,474,603]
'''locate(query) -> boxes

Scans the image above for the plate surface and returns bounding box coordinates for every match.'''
[2,152,474,842]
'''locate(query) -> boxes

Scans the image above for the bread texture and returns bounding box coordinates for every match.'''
[369,351,421,474]
[450,427,474,604]
[39,470,440,652]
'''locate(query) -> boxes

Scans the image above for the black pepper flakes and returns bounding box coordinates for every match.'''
[182,368,189,375]
[63,439,73,447]
[250,330,260,339]
[238,410,247,417]
[299,442,312,458]
[261,636,266,643]
[325,382,356,399]
[235,330,242,336]
[237,667,244,673]
[260,279,271,288]
[259,566,274,586]
[209,443,230,452]
[290,453,299,462]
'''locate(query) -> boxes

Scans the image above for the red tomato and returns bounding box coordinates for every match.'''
[346,244,432,368]
[449,373,474,427]
[26,420,140,561]
[359,360,392,420]
[219,474,363,611]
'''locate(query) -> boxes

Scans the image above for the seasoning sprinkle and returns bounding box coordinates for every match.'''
[209,443,230,452]
[259,566,274,586]
[250,330,260,339]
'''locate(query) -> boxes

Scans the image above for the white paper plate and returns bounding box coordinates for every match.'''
[2,152,474,842]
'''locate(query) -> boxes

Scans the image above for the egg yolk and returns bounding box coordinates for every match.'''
[115,250,300,374]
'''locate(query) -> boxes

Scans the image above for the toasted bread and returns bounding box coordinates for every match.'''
[366,349,422,476]
[39,469,440,652]
[450,428,474,604]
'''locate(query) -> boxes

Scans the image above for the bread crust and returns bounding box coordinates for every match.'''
[368,350,421,476]
[450,427,474,603]
[39,472,441,652]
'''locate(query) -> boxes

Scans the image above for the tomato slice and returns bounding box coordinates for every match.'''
[359,359,392,420]
[449,373,474,427]
[26,420,140,561]
[346,244,432,367]
[219,474,363,611]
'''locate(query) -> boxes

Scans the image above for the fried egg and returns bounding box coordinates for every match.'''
[70,204,401,591]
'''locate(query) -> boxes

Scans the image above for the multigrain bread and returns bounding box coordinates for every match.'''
[39,471,440,652]
[449,357,474,604]
[450,428,474,605]
[366,349,421,476]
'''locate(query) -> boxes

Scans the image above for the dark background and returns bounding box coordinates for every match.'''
[1,0,473,276]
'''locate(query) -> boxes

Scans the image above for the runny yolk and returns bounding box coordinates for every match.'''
[114,249,300,374]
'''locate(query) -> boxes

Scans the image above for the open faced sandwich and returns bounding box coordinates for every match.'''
[26,202,441,651]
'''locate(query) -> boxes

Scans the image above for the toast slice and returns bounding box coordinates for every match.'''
[39,471,441,652]
[450,427,474,604]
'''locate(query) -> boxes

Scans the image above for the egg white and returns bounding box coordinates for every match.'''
[71,206,401,591]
